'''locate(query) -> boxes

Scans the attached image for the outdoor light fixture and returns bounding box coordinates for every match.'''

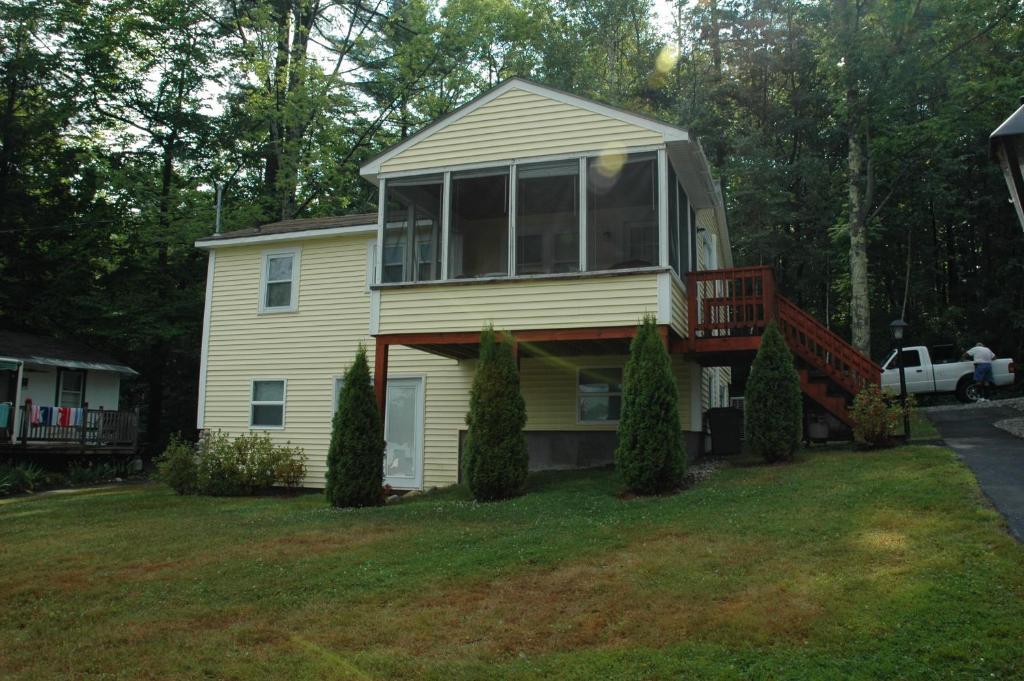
[990,97,1024,232]
[889,319,911,439]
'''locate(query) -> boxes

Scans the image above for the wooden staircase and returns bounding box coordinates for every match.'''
[686,267,881,427]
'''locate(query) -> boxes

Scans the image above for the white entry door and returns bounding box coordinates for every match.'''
[384,377,424,490]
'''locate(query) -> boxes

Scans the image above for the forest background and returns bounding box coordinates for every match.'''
[3,0,1022,451]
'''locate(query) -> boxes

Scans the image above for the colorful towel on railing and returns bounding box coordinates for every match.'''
[57,407,71,427]
[0,403,10,427]
[30,405,41,425]
[39,406,53,426]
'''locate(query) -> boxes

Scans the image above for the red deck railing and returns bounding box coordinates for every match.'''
[687,266,880,398]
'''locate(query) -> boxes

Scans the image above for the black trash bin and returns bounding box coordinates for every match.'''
[706,407,743,455]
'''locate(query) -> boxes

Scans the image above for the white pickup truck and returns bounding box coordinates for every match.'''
[881,345,1015,402]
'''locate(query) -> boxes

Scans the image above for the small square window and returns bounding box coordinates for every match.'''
[251,379,286,428]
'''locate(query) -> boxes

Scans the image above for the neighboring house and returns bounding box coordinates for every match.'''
[195,78,877,490]
[0,331,139,453]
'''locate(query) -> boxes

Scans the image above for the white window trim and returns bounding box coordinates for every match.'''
[258,247,300,313]
[250,378,287,430]
[576,366,623,425]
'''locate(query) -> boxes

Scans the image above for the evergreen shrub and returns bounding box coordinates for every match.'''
[463,326,528,501]
[745,321,802,462]
[326,344,385,507]
[615,315,685,494]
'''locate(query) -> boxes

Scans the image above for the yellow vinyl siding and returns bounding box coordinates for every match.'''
[203,236,471,489]
[521,353,697,433]
[377,272,660,334]
[380,87,664,174]
[670,275,687,338]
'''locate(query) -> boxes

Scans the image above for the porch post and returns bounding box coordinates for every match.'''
[21,398,31,445]
[374,337,389,419]
[80,402,88,446]
[11,361,22,443]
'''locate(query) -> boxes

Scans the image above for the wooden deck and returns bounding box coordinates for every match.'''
[3,401,140,457]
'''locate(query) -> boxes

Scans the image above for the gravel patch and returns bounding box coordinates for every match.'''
[920,397,1024,414]
[994,418,1024,440]
[685,459,725,486]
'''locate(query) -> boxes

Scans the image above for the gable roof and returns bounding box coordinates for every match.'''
[195,213,378,249]
[360,78,690,180]
[0,331,137,375]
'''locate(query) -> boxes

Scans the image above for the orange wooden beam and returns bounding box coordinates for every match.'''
[373,336,389,417]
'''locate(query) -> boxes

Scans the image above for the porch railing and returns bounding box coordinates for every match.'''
[686,265,777,341]
[686,266,880,395]
[16,400,139,448]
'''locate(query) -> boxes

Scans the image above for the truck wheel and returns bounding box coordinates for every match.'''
[956,376,979,403]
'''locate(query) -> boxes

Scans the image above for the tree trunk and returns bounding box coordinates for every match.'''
[847,124,871,354]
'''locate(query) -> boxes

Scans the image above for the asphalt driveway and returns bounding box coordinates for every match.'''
[927,405,1024,541]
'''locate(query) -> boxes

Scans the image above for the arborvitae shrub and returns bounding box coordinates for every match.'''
[745,321,802,462]
[615,315,685,494]
[463,325,528,501]
[326,345,385,507]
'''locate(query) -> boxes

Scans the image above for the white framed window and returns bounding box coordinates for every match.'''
[577,367,623,424]
[58,370,85,408]
[250,379,286,429]
[259,248,300,313]
[333,376,375,414]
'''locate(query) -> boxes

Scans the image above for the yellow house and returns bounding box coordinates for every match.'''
[195,79,875,490]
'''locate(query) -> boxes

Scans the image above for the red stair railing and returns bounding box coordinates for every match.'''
[687,266,881,399]
[776,296,880,396]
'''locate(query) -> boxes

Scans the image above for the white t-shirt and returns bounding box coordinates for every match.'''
[966,346,996,364]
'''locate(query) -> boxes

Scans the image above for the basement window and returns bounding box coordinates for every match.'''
[577,367,623,424]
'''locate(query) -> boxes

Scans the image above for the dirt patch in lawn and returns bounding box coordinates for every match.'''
[299,529,827,658]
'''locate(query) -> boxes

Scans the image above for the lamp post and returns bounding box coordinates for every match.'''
[889,319,911,440]
[990,97,1024,232]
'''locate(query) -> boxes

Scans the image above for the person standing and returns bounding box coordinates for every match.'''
[964,342,997,401]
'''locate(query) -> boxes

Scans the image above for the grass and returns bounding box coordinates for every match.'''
[2,445,1023,680]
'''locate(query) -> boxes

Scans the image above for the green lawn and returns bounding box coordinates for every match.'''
[2,445,1023,680]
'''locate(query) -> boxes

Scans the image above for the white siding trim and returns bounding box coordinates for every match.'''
[657,271,671,324]
[375,145,665,182]
[508,163,517,275]
[195,224,375,249]
[360,78,687,178]
[658,148,669,268]
[441,171,451,280]
[579,156,588,271]
[376,178,386,286]
[196,250,216,429]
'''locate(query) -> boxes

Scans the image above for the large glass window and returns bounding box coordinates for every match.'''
[668,165,691,277]
[577,367,623,423]
[382,180,443,283]
[251,379,285,428]
[586,154,658,271]
[516,161,580,275]
[449,169,509,278]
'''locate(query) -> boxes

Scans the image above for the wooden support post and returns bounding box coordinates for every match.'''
[374,337,389,419]
[21,398,31,445]
[686,271,698,350]
[80,402,88,446]
[658,325,670,351]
